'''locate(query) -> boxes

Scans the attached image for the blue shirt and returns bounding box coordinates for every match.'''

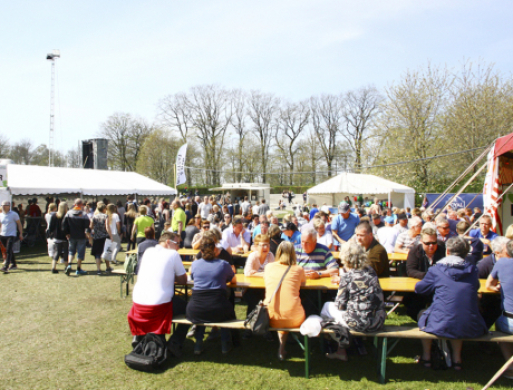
[281,230,302,246]
[469,228,498,255]
[490,258,513,313]
[309,208,319,220]
[190,258,234,291]
[0,211,20,237]
[331,213,360,242]
[252,225,262,239]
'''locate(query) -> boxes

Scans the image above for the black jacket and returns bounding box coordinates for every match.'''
[62,208,90,240]
[406,242,446,279]
[48,214,67,240]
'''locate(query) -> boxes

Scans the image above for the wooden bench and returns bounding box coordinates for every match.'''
[112,269,133,298]
[171,314,513,383]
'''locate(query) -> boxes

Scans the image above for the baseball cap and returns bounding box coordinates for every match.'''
[385,216,395,224]
[338,202,350,213]
[1,201,10,206]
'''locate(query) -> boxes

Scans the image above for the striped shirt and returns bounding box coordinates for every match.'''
[295,243,337,271]
[395,231,420,251]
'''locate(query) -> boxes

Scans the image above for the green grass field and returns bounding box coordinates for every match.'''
[1,243,511,390]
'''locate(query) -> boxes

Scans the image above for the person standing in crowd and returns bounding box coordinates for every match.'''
[132,205,154,246]
[48,202,69,273]
[264,241,306,360]
[116,200,126,229]
[331,202,360,247]
[124,204,137,252]
[90,203,110,275]
[0,200,23,273]
[105,203,122,266]
[199,196,212,220]
[62,198,91,276]
[45,203,57,262]
[171,200,186,247]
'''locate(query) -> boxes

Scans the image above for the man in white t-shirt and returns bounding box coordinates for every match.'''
[240,196,251,215]
[128,231,188,354]
[198,196,212,220]
[376,216,400,253]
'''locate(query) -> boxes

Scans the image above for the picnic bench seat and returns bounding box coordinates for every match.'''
[171,314,513,383]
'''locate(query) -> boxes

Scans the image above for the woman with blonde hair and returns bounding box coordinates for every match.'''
[90,203,110,275]
[264,241,306,360]
[48,202,69,273]
[321,242,386,361]
[124,203,137,251]
[103,204,122,265]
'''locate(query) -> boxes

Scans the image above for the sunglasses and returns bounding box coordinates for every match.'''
[203,225,210,228]
[422,241,437,246]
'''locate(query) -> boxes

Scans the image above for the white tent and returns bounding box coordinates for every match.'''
[4,164,177,196]
[307,173,415,209]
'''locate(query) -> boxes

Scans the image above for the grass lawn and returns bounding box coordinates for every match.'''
[1,243,511,389]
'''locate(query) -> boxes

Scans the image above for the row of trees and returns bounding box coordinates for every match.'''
[6,61,512,195]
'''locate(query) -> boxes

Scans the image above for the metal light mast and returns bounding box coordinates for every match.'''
[46,49,60,166]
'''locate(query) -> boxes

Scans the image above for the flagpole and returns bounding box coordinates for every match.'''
[174,163,177,193]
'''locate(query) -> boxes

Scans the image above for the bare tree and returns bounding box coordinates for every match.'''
[98,113,153,171]
[231,89,250,182]
[248,91,280,183]
[0,135,9,159]
[275,100,310,185]
[187,85,233,185]
[66,146,82,168]
[9,139,34,165]
[310,94,342,178]
[340,86,383,172]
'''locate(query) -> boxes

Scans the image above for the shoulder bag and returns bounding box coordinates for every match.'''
[244,265,291,336]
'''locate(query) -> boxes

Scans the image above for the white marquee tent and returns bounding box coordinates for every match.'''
[2,164,177,197]
[307,173,415,209]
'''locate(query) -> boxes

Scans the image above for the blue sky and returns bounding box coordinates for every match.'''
[1,0,512,153]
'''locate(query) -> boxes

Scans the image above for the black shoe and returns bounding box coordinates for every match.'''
[8,265,17,271]
[51,269,58,274]
[97,270,102,275]
[65,265,71,276]
[1,267,9,274]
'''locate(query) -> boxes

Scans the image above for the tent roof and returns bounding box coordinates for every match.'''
[6,164,177,196]
[307,173,415,195]
[494,133,513,158]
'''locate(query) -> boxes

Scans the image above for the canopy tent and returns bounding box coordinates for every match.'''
[4,164,177,196]
[307,173,415,209]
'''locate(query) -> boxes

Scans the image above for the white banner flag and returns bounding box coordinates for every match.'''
[175,143,187,187]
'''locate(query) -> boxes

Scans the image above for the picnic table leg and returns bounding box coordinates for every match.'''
[378,337,388,384]
[126,275,129,297]
[120,275,123,299]
[304,335,310,379]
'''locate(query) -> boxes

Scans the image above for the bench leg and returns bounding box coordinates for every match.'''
[305,335,310,379]
[120,275,124,299]
[378,337,388,384]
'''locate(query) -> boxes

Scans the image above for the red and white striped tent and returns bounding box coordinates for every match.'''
[483,133,513,235]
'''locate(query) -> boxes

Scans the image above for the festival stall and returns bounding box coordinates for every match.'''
[306,172,415,209]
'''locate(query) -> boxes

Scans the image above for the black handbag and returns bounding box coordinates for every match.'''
[244,266,291,335]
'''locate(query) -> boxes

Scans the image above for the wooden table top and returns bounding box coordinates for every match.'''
[181,274,495,294]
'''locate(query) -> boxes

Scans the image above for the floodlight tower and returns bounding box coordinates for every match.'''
[46,49,60,166]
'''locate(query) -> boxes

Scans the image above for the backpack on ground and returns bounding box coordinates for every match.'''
[124,253,137,275]
[124,333,168,372]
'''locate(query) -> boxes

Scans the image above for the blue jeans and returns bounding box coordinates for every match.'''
[68,238,87,260]
[194,325,231,343]
[496,314,513,334]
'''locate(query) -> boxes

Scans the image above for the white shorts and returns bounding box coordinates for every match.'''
[47,238,57,258]
[321,301,348,328]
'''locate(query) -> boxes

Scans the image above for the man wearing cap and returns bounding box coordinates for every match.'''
[394,213,409,235]
[0,200,24,273]
[376,216,400,254]
[355,222,390,276]
[331,202,360,247]
[281,222,302,246]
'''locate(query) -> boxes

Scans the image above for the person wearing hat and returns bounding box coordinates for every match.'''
[0,200,24,273]
[281,222,302,246]
[394,213,409,234]
[331,202,360,248]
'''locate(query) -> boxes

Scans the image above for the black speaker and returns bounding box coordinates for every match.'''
[82,141,94,169]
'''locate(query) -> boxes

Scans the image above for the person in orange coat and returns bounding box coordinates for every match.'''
[264,241,306,361]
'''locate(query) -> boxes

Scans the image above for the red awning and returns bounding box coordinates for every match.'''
[494,132,513,158]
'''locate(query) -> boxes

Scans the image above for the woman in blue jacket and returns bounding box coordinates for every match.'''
[415,236,488,370]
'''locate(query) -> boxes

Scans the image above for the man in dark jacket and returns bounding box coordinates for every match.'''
[355,222,389,277]
[62,198,90,276]
[403,227,446,321]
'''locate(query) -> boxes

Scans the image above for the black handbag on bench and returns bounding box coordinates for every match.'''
[244,265,291,336]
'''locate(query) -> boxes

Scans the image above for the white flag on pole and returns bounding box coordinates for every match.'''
[175,143,187,186]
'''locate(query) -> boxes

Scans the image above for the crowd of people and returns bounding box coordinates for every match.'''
[1,192,512,378]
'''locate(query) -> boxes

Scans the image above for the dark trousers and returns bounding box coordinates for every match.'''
[169,295,190,346]
[53,241,69,262]
[402,293,432,322]
[244,288,265,316]
[0,236,16,268]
